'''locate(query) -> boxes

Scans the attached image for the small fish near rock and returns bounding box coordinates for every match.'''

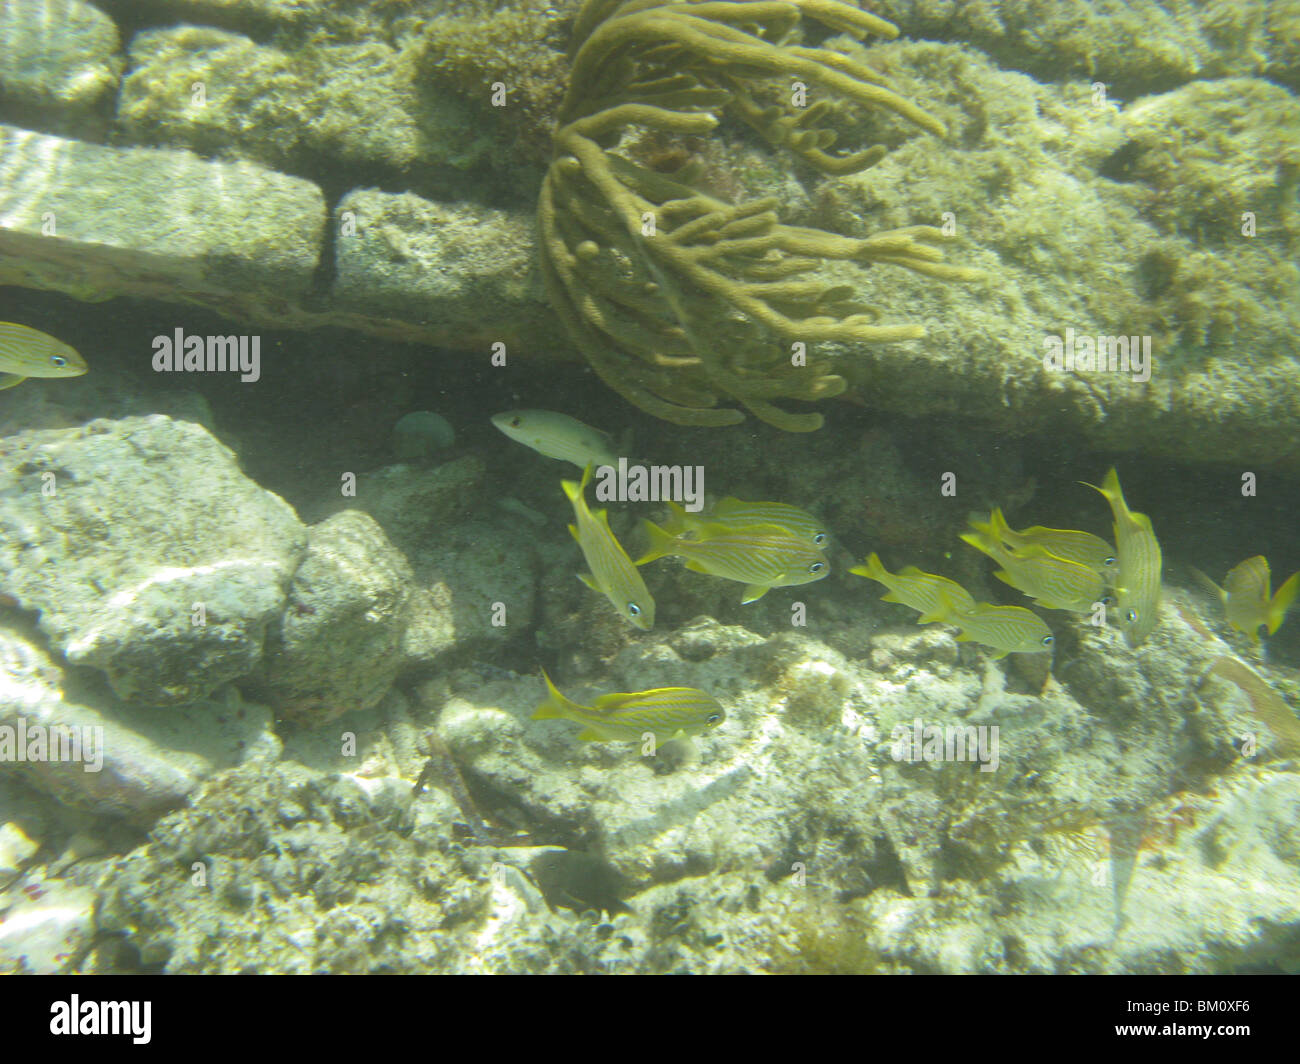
[0,323,87,389]
[492,409,619,470]
[532,669,725,744]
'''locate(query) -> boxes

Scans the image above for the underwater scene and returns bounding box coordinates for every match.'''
[0,0,1298,978]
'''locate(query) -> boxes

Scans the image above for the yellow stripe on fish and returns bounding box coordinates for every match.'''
[562,463,655,630]
[960,528,1107,613]
[0,323,87,390]
[533,669,726,743]
[637,518,829,604]
[970,507,1117,580]
[946,598,1055,659]
[848,552,976,623]
[1192,555,1300,644]
[663,497,829,549]
[1083,468,1163,647]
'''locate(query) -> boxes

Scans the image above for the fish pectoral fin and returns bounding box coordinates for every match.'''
[683,560,711,574]
[741,583,770,604]
[0,373,27,390]
[576,572,599,590]
[576,728,608,742]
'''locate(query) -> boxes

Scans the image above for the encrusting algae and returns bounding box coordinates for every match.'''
[538,0,979,432]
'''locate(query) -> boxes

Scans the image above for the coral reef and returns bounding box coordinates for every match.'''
[538,0,978,431]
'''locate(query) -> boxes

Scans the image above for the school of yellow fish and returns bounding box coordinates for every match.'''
[531,437,1296,738]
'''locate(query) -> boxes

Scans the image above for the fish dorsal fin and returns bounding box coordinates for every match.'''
[591,692,637,715]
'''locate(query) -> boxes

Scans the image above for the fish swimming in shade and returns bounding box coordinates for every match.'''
[533,669,726,743]
[1192,556,1300,644]
[1083,468,1163,647]
[848,552,976,623]
[0,323,87,389]
[663,497,829,549]
[946,599,1055,658]
[960,528,1107,613]
[492,409,618,470]
[969,507,1117,580]
[563,463,655,630]
[637,518,829,603]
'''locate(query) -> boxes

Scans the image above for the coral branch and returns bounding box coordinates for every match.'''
[539,0,977,430]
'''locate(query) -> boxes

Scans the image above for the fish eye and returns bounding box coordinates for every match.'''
[705,713,722,727]
[50,355,67,367]
[1104,557,1117,567]
[627,602,641,616]
[509,416,522,427]
[809,561,825,574]
[1041,635,1054,646]
[1101,594,1116,606]
[813,532,827,545]
[1125,608,1138,623]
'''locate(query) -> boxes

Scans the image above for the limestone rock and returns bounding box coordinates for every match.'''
[255,510,437,724]
[0,416,307,704]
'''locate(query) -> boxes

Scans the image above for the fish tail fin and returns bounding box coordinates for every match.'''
[960,529,998,559]
[990,507,1016,542]
[1190,566,1225,604]
[930,588,961,625]
[1267,571,1300,634]
[967,510,997,540]
[1080,469,1118,502]
[661,499,692,536]
[561,462,595,507]
[852,552,888,584]
[533,669,574,721]
[635,519,677,565]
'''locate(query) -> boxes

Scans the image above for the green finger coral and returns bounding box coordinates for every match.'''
[539,0,979,431]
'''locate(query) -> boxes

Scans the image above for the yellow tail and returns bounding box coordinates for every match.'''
[533,668,577,720]
[1268,571,1300,635]
[635,519,679,566]
[561,461,595,506]
[848,551,888,583]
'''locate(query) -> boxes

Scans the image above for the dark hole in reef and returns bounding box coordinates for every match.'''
[1098,140,1145,182]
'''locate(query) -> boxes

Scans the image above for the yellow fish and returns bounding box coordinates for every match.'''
[562,463,655,630]
[848,552,976,623]
[947,599,1055,658]
[1193,556,1300,644]
[0,323,87,389]
[969,507,1117,580]
[533,669,726,743]
[637,519,828,604]
[664,498,829,549]
[1083,468,1163,647]
[961,528,1106,613]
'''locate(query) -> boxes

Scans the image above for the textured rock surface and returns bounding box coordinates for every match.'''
[0,0,123,131]
[0,123,325,314]
[332,189,565,353]
[0,416,307,704]
[254,510,442,725]
[118,26,491,178]
[52,599,1300,974]
[0,628,205,820]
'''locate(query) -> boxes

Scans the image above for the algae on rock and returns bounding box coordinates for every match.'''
[539,0,977,431]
